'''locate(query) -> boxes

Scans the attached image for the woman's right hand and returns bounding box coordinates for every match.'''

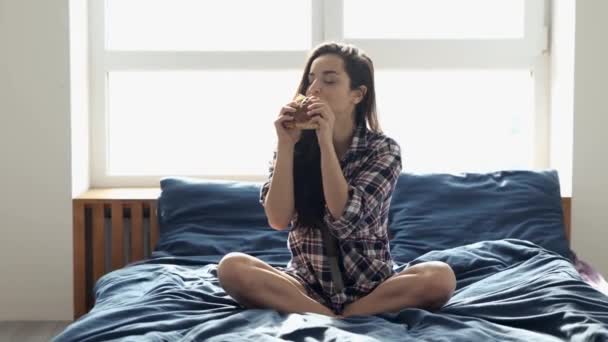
[275,101,302,147]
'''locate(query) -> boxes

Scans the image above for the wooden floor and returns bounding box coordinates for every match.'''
[0,321,71,342]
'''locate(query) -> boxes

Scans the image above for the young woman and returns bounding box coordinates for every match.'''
[218,42,456,317]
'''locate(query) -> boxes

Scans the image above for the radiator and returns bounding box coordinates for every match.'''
[73,198,159,319]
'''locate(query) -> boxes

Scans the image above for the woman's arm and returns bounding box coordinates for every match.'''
[321,142,402,240]
[319,141,349,219]
[262,144,296,230]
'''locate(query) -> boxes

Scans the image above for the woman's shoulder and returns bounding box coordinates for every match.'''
[365,130,401,157]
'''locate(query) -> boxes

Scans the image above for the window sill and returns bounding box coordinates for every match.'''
[75,188,161,201]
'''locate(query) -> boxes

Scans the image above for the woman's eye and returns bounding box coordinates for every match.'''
[307,78,335,84]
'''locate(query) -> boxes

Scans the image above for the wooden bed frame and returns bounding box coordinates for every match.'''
[72,189,572,320]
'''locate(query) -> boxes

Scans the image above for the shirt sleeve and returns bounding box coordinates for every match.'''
[323,141,402,239]
[259,150,277,206]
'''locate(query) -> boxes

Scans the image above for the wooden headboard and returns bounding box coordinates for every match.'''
[72,189,572,320]
[562,197,572,243]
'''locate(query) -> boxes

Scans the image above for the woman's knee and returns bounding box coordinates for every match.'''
[217,252,256,290]
[419,261,456,309]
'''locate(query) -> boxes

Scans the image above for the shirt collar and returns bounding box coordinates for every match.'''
[340,123,368,165]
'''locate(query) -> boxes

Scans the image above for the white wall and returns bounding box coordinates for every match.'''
[0,0,73,320]
[572,0,608,276]
[70,0,90,197]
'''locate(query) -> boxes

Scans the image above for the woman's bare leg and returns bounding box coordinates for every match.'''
[217,252,335,317]
[341,261,456,317]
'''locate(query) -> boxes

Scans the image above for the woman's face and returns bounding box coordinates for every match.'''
[305,54,363,122]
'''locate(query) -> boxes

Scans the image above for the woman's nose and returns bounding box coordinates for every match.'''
[307,80,321,96]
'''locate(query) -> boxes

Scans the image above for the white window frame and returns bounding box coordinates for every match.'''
[89,0,549,187]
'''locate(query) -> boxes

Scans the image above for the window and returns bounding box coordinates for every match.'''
[90,0,548,186]
[344,0,525,39]
[107,70,300,176]
[376,70,535,172]
[106,0,312,51]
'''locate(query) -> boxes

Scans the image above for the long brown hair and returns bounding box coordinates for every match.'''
[292,42,380,229]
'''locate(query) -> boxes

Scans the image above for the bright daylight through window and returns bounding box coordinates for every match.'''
[92,0,547,186]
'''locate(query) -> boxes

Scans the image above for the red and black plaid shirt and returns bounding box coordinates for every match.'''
[260,124,402,312]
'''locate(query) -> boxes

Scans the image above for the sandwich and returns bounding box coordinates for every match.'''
[283,94,319,130]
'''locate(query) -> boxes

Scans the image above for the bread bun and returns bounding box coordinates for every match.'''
[284,94,319,130]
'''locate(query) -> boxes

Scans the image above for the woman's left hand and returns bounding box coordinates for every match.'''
[306,97,335,148]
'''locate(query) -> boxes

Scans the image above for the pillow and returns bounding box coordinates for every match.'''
[387,170,571,264]
[156,177,290,265]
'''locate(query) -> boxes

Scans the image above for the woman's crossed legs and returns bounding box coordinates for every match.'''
[218,252,456,318]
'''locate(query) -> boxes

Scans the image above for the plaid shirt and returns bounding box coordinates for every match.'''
[259,124,402,313]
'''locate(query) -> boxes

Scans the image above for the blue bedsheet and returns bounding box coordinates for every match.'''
[55,239,608,341]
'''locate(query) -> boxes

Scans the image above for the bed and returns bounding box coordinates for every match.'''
[55,170,608,341]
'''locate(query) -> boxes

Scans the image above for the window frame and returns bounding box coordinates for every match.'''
[89,0,549,187]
